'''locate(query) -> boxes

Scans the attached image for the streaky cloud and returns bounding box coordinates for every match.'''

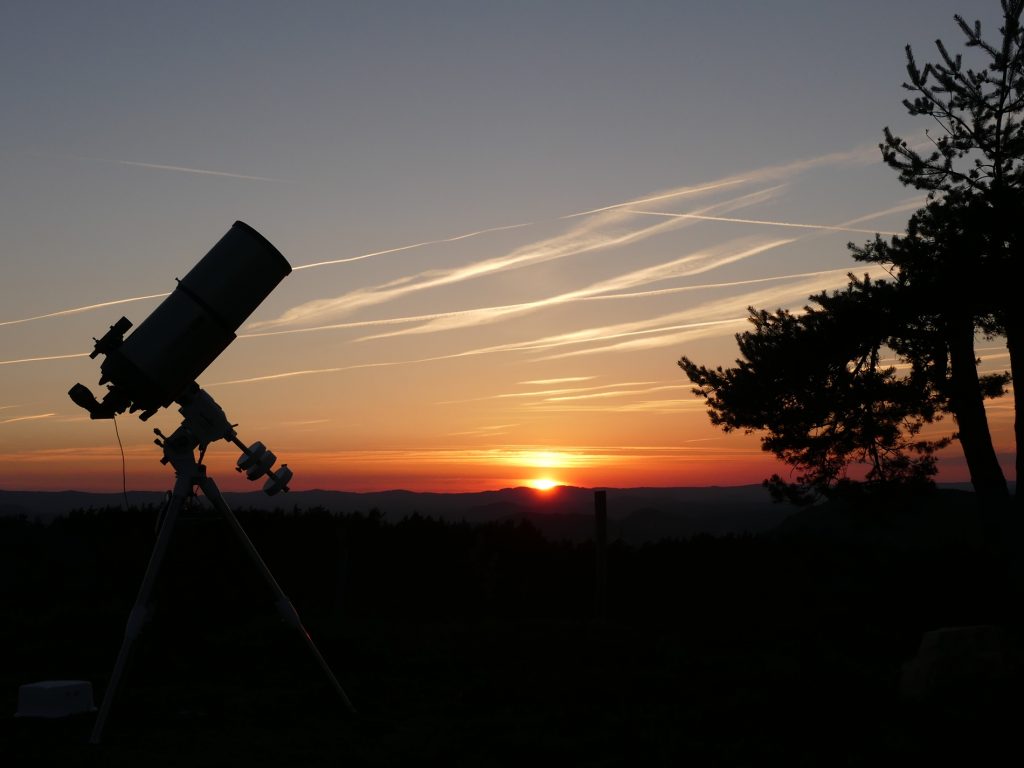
[628,209,902,236]
[210,268,857,387]
[560,177,750,218]
[520,376,595,385]
[355,235,795,342]
[0,294,168,328]
[544,384,681,402]
[251,184,787,330]
[238,266,850,341]
[118,160,285,182]
[0,352,89,366]
[0,413,56,426]
[292,221,535,271]
[560,142,880,220]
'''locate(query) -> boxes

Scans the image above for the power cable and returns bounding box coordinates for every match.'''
[113,415,129,509]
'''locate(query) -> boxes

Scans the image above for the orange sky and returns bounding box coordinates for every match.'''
[1,1,1013,494]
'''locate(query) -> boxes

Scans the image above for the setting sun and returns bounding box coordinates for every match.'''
[528,478,561,491]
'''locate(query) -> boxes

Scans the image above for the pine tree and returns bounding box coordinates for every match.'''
[679,277,949,504]
[881,1,1023,498]
[679,3,1022,504]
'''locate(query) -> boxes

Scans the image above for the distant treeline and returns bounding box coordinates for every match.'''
[4,497,1021,638]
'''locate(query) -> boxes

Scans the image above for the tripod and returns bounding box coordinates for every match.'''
[90,389,354,745]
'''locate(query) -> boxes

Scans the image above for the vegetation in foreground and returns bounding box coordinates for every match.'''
[3,494,1023,766]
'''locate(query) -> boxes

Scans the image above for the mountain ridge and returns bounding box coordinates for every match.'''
[0,485,793,543]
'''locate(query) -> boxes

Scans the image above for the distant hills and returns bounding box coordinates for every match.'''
[0,485,799,543]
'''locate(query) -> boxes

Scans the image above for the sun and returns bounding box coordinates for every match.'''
[528,478,560,491]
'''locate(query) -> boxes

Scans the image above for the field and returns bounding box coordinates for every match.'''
[3,492,1023,766]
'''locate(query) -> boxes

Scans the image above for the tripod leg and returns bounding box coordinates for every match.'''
[197,476,356,713]
[90,477,190,744]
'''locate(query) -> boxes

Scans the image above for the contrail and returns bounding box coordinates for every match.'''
[561,142,880,221]
[208,262,843,387]
[117,160,285,182]
[434,380,659,405]
[292,222,535,270]
[560,178,750,219]
[210,319,748,387]
[520,376,595,385]
[252,185,786,329]
[0,294,168,327]
[578,267,853,302]
[629,209,903,237]
[0,352,89,366]
[4,141,897,331]
[0,224,534,328]
[499,381,659,399]
[841,197,925,226]
[0,413,56,425]
[545,384,681,402]
[238,266,850,340]
[357,236,795,341]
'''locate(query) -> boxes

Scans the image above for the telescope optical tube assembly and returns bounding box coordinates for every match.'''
[69,221,291,420]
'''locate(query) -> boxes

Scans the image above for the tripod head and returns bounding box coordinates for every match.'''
[154,385,292,496]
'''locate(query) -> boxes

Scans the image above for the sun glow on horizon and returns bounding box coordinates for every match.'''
[527,477,561,491]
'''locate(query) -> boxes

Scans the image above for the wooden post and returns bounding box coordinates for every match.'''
[594,490,608,623]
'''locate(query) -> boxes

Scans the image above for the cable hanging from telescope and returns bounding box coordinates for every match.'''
[113,415,128,510]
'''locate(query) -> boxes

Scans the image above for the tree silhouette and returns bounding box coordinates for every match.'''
[881,0,1023,499]
[853,193,1010,500]
[680,277,949,504]
[680,3,1021,503]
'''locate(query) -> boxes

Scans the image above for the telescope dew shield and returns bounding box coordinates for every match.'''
[73,221,291,419]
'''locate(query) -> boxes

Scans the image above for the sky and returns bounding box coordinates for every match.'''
[1,0,1014,493]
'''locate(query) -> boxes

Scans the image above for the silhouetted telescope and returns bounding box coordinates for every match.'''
[69,222,355,744]
[69,221,291,421]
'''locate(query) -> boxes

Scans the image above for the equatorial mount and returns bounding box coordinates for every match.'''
[153,384,293,496]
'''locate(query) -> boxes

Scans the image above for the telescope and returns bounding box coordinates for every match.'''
[69,221,295,495]
[70,222,354,744]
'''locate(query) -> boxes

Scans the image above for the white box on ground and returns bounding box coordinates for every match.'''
[16,680,97,718]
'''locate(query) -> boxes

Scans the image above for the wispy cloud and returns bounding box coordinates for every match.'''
[0,352,89,366]
[543,384,680,402]
[253,185,787,330]
[237,267,849,341]
[250,143,894,333]
[292,222,535,271]
[117,159,285,182]
[0,223,531,328]
[5,142,903,332]
[210,268,854,387]
[0,412,56,425]
[520,376,595,385]
[447,424,519,437]
[519,268,853,360]
[521,399,710,414]
[357,236,795,341]
[560,177,751,218]
[0,294,168,328]
[629,210,903,237]
[437,380,660,404]
[560,142,880,220]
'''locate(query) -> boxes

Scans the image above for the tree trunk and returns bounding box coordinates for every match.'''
[946,319,1009,501]
[1004,311,1024,508]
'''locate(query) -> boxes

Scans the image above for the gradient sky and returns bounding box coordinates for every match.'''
[1,0,1013,492]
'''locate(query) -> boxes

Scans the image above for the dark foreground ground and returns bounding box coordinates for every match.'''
[3,490,1023,766]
